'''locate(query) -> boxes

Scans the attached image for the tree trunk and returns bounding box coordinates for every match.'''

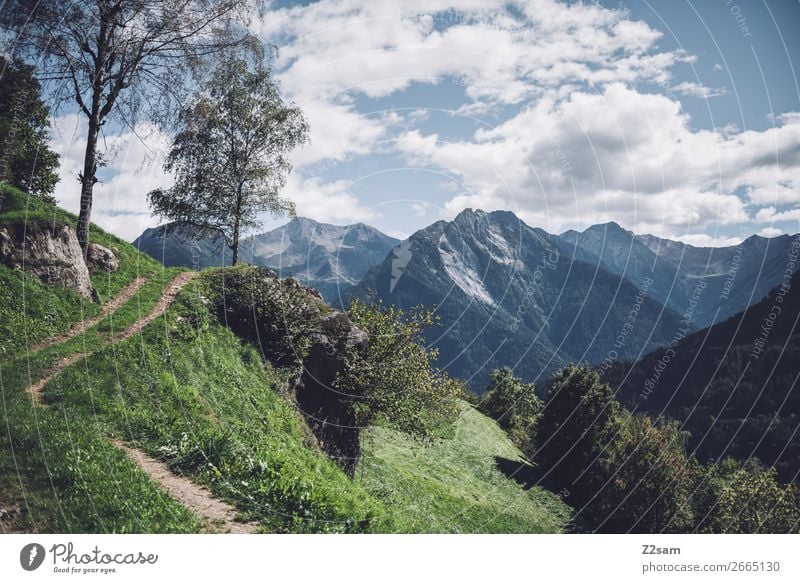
[77,114,101,256]
[230,186,243,266]
[231,230,239,266]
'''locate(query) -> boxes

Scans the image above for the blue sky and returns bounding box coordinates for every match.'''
[49,0,800,245]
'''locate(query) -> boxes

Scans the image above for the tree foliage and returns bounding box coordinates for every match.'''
[340,298,463,441]
[693,459,800,534]
[583,414,695,533]
[0,58,59,200]
[1,0,256,252]
[536,364,621,501]
[479,368,542,454]
[534,364,800,533]
[148,57,308,265]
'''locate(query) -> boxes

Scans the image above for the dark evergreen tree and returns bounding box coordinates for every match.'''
[0,57,59,200]
[479,368,542,453]
[536,364,621,504]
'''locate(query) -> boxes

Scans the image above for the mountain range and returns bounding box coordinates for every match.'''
[347,209,688,388]
[133,218,399,302]
[562,221,798,329]
[134,211,799,390]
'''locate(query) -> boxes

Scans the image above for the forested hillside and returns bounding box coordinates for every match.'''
[604,270,800,483]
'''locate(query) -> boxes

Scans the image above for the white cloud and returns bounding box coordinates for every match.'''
[282,174,378,224]
[758,227,783,238]
[671,81,727,99]
[394,83,800,238]
[262,0,688,168]
[755,206,800,224]
[675,233,743,248]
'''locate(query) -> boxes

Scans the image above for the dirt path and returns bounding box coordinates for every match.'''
[26,271,198,407]
[114,271,197,341]
[24,270,256,533]
[114,441,257,533]
[29,275,150,352]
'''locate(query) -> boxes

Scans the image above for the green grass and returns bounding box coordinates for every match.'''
[0,264,97,356]
[44,274,383,533]
[357,401,573,533]
[0,268,201,533]
[0,186,161,353]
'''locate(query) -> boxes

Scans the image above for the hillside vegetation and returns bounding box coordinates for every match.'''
[0,190,571,533]
[358,401,570,533]
[0,184,161,354]
[604,270,800,484]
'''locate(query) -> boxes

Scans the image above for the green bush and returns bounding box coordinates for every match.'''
[340,298,462,440]
[536,364,621,503]
[583,414,695,533]
[479,368,542,454]
[204,265,322,369]
[693,459,800,533]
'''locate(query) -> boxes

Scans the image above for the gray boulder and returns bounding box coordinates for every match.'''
[86,242,119,273]
[0,222,95,299]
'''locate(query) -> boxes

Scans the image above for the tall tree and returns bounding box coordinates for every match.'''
[147,57,308,265]
[536,364,621,503]
[0,57,60,200]
[1,0,255,254]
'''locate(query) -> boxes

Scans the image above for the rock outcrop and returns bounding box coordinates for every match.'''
[295,311,368,476]
[206,266,368,475]
[0,221,95,299]
[86,242,119,273]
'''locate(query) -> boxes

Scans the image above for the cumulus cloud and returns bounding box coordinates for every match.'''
[282,174,378,224]
[261,0,690,172]
[755,206,800,224]
[671,81,727,99]
[394,83,800,238]
[758,227,784,238]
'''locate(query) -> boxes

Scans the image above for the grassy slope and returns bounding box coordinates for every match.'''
[0,185,161,353]
[46,273,383,533]
[1,190,572,533]
[358,401,572,533]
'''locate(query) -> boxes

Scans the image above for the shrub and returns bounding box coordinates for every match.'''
[340,298,462,440]
[583,414,695,533]
[204,265,321,369]
[694,459,800,533]
[479,368,542,454]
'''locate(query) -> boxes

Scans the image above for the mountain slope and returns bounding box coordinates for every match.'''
[358,401,571,533]
[133,218,399,302]
[603,270,800,483]
[1,191,571,533]
[562,222,799,328]
[349,209,687,390]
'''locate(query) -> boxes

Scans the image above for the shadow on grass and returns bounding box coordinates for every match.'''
[494,456,545,491]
